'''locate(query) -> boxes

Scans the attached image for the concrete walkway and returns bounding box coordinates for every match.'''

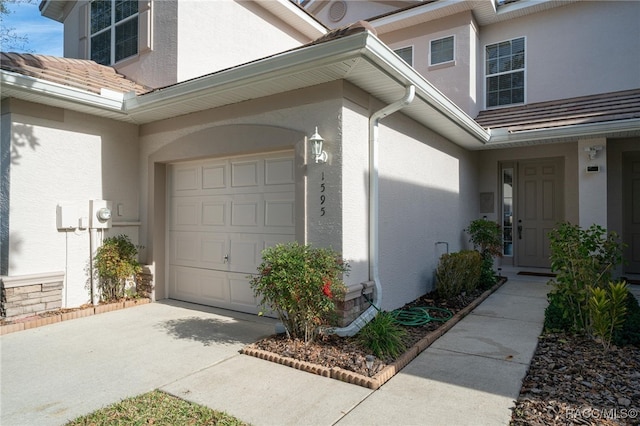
[1,270,549,426]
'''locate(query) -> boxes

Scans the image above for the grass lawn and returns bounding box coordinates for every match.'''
[66,390,248,425]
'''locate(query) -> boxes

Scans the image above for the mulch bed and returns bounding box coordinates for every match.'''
[242,284,498,386]
[510,333,640,426]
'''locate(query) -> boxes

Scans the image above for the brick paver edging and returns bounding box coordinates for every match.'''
[0,298,151,336]
[241,278,507,390]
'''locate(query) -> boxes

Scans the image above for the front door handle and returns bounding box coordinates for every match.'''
[224,254,229,263]
[517,220,523,240]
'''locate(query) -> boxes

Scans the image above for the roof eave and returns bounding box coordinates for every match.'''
[39,0,71,23]
[1,70,130,119]
[485,118,640,148]
[254,0,328,39]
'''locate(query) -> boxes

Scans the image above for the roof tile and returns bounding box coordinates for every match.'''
[1,52,151,96]
[475,89,640,132]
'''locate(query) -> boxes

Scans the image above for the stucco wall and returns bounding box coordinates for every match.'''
[374,111,480,311]
[2,100,139,308]
[137,80,479,310]
[382,11,479,117]
[138,82,348,299]
[478,1,640,106]
[61,0,311,89]
[176,0,310,83]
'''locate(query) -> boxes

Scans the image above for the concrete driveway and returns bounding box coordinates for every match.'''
[1,300,279,425]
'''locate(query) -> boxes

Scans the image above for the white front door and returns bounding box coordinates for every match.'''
[168,152,295,313]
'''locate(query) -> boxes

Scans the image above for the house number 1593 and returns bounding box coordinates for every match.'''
[320,172,326,216]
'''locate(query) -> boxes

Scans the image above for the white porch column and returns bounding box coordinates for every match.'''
[578,138,607,229]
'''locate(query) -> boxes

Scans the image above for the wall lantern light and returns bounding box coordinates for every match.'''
[584,145,603,160]
[309,127,328,164]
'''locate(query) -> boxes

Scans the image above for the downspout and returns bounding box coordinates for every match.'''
[332,85,416,337]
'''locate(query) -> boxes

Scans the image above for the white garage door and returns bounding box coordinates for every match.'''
[168,151,295,314]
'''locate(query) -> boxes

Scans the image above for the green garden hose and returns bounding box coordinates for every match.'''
[362,291,453,326]
[390,306,453,326]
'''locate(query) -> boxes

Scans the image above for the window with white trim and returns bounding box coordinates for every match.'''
[429,36,454,65]
[90,0,138,65]
[394,46,413,66]
[485,37,525,108]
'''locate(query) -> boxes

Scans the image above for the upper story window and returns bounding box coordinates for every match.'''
[429,36,454,65]
[394,46,413,66]
[90,0,139,65]
[485,37,525,108]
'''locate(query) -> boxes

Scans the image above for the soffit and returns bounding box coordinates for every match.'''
[369,0,579,34]
[39,0,73,23]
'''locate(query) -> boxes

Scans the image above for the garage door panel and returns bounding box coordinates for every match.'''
[265,199,294,227]
[170,266,200,298]
[265,157,295,185]
[174,167,200,191]
[229,274,258,308]
[169,151,294,315]
[202,164,226,189]
[231,160,259,187]
[170,266,229,304]
[229,237,260,273]
[171,233,200,265]
[202,201,227,226]
[231,201,259,227]
[201,236,228,267]
[174,201,199,226]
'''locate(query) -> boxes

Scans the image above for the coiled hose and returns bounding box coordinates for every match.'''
[362,291,453,326]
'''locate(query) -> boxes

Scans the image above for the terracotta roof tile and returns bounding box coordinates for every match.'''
[475,89,640,132]
[307,20,376,46]
[1,52,151,96]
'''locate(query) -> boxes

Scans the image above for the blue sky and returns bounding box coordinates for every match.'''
[2,0,63,56]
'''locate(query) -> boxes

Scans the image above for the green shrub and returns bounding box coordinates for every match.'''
[465,219,502,288]
[357,311,407,360]
[435,250,482,299]
[546,222,624,333]
[612,292,640,347]
[589,281,628,350]
[249,242,349,344]
[544,292,573,332]
[94,234,142,303]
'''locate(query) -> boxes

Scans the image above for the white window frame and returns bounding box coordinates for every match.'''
[393,45,414,67]
[429,35,455,66]
[90,0,139,65]
[484,36,526,109]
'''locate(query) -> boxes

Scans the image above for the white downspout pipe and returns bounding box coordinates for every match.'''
[332,85,416,337]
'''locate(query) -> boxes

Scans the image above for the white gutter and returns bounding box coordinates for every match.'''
[486,118,640,147]
[331,84,416,337]
[1,70,126,112]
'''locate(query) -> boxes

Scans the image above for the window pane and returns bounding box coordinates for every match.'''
[512,53,524,70]
[91,31,111,65]
[115,0,138,22]
[431,36,454,64]
[486,44,498,60]
[91,0,112,34]
[487,75,499,91]
[499,56,511,73]
[512,37,525,54]
[486,38,525,107]
[498,41,511,57]
[513,87,525,103]
[115,17,138,62]
[394,47,413,66]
